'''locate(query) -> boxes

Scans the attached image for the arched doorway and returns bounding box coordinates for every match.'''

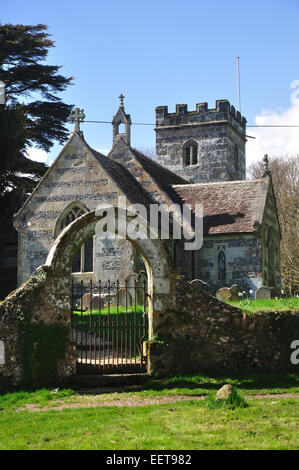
[45,207,175,374]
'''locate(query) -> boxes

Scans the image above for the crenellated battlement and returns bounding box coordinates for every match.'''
[156,99,246,130]
[155,98,247,183]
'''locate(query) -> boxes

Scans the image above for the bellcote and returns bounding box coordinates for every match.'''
[112,94,131,145]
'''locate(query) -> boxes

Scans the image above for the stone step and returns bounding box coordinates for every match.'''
[68,372,149,388]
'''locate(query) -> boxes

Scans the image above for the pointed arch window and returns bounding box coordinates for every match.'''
[217,246,226,281]
[55,203,94,274]
[59,206,86,233]
[183,140,198,167]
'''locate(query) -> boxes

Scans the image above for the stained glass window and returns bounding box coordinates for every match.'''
[72,249,81,273]
[185,147,191,166]
[218,248,226,280]
[84,237,94,272]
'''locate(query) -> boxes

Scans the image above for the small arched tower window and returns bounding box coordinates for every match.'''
[217,246,226,281]
[183,140,198,167]
[234,144,239,170]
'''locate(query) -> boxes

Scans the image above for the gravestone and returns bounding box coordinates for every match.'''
[0,341,4,365]
[82,293,101,310]
[117,288,132,307]
[189,278,211,294]
[217,284,241,302]
[82,291,133,310]
[229,284,240,301]
[216,287,232,302]
[190,279,209,289]
[255,286,272,300]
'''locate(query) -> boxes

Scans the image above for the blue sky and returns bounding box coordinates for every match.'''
[2,0,299,166]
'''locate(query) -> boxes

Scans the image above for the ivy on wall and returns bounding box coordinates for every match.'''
[0,270,70,387]
[19,323,68,387]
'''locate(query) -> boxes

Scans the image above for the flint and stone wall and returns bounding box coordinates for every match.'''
[1,270,298,388]
[149,279,299,376]
[155,100,246,183]
[0,270,76,388]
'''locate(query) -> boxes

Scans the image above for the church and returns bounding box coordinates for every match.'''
[13,96,281,297]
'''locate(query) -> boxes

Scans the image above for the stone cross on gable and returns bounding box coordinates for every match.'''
[263,154,272,177]
[69,107,85,133]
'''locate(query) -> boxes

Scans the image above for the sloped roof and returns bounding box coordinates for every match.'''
[14,129,270,239]
[14,132,155,221]
[86,145,154,207]
[170,178,270,235]
[130,148,188,189]
[107,137,189,210]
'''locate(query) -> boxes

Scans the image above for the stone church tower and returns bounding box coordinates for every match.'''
[155,99,246,183]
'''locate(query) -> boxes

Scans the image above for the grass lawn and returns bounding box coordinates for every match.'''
[141,372,299,396]
[73,305,147,316]
[0,372,299,450]
[1,398,299,450]
[227,297,299,313]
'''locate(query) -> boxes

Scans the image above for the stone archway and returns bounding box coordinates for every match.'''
[44,207,176,373]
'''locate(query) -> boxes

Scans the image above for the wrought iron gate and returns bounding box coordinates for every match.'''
[71,279,149,374]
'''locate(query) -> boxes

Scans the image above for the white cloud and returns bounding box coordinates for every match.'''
[246,81,299,167]
[25,147,48,163]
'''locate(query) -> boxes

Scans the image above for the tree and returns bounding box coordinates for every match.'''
[248,155,299,295]
[0,23,73,197]
[137,146,156,160]
[0,24,73,298]
[0,104,47,195]
[0,24,73,150]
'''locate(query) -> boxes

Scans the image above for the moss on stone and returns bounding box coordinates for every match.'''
[0,270,70,387]
[0,271,47,324]
[19,322,69,387]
